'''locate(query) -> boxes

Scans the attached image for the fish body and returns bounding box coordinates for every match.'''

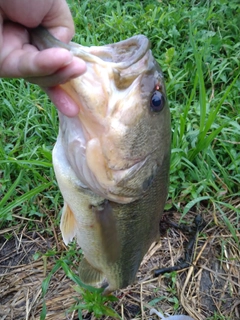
[30,27,171,293]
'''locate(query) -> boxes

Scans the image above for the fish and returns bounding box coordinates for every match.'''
[30,26,171,294]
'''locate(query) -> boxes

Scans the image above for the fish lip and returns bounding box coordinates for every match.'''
[112,35,150,69]
[73,35,150,70]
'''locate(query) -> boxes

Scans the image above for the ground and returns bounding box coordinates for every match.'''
[0,204,239,320]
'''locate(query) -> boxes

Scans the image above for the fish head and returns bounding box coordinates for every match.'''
[58,35,171,203]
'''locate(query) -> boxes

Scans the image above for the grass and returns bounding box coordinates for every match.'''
[39,252,120,319]
[0,0,239,319]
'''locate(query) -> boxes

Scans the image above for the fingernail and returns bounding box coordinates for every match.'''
[61,50,74,66]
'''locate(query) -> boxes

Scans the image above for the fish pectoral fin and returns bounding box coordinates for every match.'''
[93,201,120,263]
[60,203,78,245]
[79,258,104,285]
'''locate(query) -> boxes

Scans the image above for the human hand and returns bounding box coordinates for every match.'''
[0,0,86,116]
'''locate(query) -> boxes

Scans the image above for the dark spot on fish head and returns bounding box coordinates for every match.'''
[141,163,158,192]
[142,173,155,191]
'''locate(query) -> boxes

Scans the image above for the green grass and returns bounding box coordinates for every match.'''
[39,247,120,320]
[1,0,239,223]
[0,0,239,318]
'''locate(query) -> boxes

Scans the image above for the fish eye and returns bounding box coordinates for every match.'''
[150,91,165,112]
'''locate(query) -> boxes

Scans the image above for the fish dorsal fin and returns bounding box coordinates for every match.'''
[60,203,78,245]
[79,258,104,285]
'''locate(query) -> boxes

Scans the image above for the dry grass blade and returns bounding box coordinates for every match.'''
[0,201,239,319]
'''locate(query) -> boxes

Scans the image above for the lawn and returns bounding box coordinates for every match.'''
[0,0,239,319]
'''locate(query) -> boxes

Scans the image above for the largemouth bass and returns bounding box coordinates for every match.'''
[30,27,171,294]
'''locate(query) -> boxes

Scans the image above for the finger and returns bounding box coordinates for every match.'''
[41,0,75,42]
[0,22,86,81]
[44,86,80,117]
[25,55,86,87]
[1,48,87,81]
[0,0,74,42]
[1,46,86,81]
